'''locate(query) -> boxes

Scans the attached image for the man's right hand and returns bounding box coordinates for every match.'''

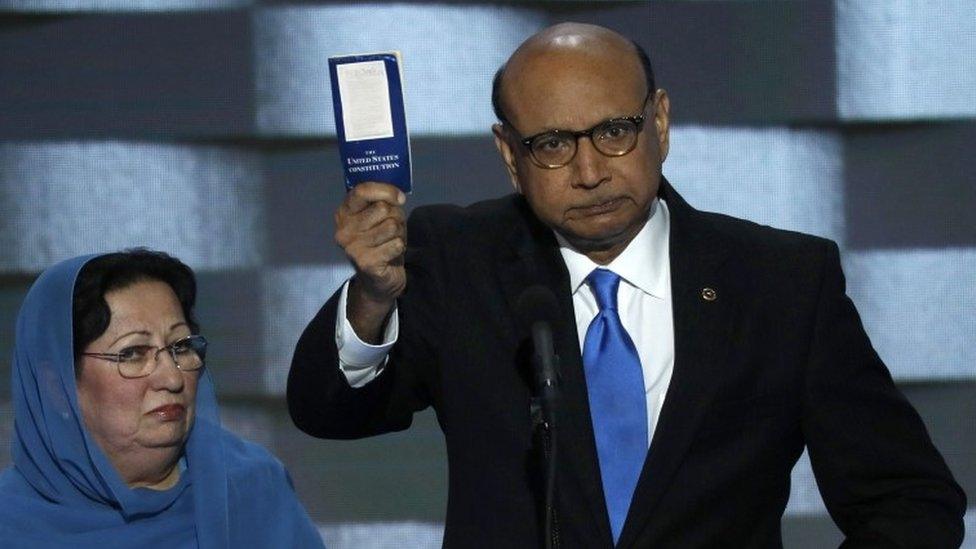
[334,182,407,343]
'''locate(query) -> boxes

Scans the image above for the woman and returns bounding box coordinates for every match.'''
[0,250,325,548]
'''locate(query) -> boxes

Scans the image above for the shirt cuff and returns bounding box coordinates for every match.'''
[335,278,399,388]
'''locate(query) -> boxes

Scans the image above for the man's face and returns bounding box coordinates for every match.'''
[494,44,669,261]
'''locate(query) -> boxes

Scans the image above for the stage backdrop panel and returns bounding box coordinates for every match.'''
[1,1,973,546]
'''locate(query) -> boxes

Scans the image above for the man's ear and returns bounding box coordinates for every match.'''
[492,123,522,193]
[653,89,671,164]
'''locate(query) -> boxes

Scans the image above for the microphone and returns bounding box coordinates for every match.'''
[517,286,561,549]
[516,285,561,430]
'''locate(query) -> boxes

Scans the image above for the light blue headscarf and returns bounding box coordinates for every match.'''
[0,254,325,548]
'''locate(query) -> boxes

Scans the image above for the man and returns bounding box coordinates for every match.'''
[288,23,966,547]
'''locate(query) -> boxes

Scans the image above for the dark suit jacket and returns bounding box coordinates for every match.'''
[288,181,966,548]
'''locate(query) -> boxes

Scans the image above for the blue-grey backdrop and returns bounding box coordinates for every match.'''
[1,1,973,546]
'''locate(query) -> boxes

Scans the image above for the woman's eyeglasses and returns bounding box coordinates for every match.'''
[82,335,208,379]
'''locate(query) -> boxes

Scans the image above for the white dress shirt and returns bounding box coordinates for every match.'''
[555,198,674,445]
[335,199,675,444]
[334,280,398,387]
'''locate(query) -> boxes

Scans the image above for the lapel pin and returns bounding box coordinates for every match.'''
[701,287,717,301]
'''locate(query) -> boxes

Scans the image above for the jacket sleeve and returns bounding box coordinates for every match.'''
[801,240,967,547]
[286,209,441,440]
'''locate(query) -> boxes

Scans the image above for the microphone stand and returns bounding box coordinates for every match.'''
[529,322,560,549]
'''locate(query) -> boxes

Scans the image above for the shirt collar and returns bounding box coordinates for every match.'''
[555,197,671,299]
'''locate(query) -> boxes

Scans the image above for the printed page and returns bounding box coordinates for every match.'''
[336,60,395,142]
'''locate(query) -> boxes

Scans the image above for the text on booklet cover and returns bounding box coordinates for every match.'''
[329,52,412,193]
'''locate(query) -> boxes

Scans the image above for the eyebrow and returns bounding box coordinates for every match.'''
[529,107,648,137]
[539,115,629,134]
[108,322,189,348]
[533,91,652,135]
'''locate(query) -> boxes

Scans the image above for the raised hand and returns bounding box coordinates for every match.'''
[334,182,407,343]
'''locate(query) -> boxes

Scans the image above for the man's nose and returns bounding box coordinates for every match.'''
[571,136,611,188]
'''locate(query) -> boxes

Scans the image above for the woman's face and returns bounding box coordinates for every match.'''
[76,279,199,479]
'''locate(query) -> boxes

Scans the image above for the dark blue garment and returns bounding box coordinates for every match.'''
[581,268,648,545]
[0,254,325,548]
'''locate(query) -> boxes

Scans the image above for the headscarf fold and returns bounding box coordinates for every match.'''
[0,255,324,548]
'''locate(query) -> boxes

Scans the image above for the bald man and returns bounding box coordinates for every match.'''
[288,23,965,547]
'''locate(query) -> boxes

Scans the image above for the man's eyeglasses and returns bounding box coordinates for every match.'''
[82,335,208,379]
[512,91,652,169]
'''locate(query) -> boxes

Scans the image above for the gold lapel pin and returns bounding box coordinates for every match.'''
[701,287,717,301]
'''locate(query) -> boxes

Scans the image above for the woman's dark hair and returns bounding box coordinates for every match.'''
[72,249,199,361]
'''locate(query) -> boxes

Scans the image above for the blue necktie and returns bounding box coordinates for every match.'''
[582,268,648,544]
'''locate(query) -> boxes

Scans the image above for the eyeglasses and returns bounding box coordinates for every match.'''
[512,91,652,169]
[82,335,208,379]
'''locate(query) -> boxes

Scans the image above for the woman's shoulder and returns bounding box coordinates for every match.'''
[215,427,290,482]
[213,428,326,548]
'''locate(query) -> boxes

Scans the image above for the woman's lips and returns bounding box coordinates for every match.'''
[148,404,186,421]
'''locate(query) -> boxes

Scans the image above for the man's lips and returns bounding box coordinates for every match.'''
[147,404,186,421]
[570,197,625,216]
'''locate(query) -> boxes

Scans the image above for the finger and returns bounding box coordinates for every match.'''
[345,182,406,214]
[346,237,406,276]
[335,200,402,245]
[362,237,407,268]
[342,217,404,253]
[336,205,403,247]
[365,217,405,247]
[356,201,406,232]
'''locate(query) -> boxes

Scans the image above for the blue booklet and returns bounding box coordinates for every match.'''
[328,51,412,193]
